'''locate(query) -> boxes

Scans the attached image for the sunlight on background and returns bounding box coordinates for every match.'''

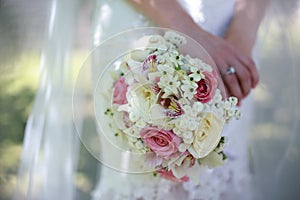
[0,0,299,200]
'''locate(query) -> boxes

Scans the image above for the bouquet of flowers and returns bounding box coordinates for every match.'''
[101,31,241,182]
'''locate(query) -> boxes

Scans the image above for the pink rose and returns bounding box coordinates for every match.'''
[157,169,189,182]
[113,77,128,105]
[195,70,218,103]
[141,127,181,158]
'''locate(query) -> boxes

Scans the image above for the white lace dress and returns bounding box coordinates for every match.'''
[91,0,254,199]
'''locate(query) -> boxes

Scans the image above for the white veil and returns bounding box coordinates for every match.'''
[14,0,81,199]
[14,0,300,199]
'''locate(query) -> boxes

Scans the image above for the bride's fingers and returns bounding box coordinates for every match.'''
[218,61,244,101]
[238,55,259,88]
[223,72,243,101]
[230,61,252,97]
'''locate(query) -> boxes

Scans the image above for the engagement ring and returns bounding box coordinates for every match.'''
[225,66,236,75]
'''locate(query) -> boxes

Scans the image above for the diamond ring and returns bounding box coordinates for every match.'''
[225,66,236,75]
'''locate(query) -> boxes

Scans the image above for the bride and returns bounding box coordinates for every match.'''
[91,0,269,199]
[13,0,270,199]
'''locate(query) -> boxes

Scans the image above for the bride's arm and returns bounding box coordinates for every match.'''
[127,0,259,103]
[225,0,270,57]
[127,0,203,36]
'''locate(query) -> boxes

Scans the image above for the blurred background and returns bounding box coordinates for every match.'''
[0,0,299,199]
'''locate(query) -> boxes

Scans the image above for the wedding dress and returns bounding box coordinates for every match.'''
[91,0,255,199]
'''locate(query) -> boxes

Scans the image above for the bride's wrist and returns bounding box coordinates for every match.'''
[224,30,256,57]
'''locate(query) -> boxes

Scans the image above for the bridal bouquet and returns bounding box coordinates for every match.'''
[102,31,241,183]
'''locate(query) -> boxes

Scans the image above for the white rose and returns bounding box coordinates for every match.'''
[188,112,224,158]
[127,83,157,122]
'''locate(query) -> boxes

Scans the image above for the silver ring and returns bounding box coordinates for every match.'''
[225,66,236,75]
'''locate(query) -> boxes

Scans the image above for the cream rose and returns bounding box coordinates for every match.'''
[127,83,157,121]
[188,112,224,158]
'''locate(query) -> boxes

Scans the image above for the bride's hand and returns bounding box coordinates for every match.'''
[195,30,258,103]
[127,0,266,103]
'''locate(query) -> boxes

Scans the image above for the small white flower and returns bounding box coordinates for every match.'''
[180,80,198,100]
[182,117,198,131]
[158,75,180,97]
[180,84,195,98]
[177,112,198,131]
[168,49,179,57]
[135,140,144,150]
[128,135,138,143]
[227,109,235,117]
[175,70,187,81]
[213,90,222,102]
[156,55,166,64]
[182,104,192,113]
[189,66,204,82]
[147,43,168,54]
[166,51,185,68]
[123,126,141,137]
[156,44,168,53]
[223,101,231,110]
[182,105,198,118]
[186,56,212,72]
[149,35,164,44]
[157,64,175,75]
[164,31,186,47]
[228,96,238,106]
[234,110,242,119]
[173,124,184,136]
[193,102,204,113]
[177,118,188,130]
